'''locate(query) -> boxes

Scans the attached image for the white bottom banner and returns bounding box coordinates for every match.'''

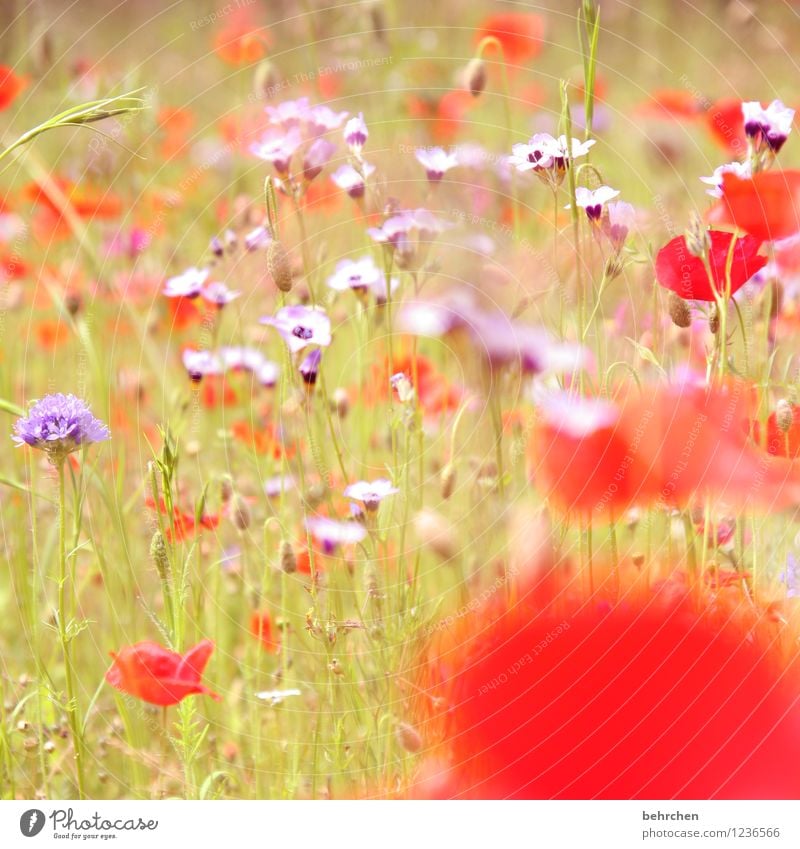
[0,801,798,848]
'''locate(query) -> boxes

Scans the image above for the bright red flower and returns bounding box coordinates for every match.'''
[105,639,220,707]
[530,380,800,520]
[751,404,800,457]
[475,13,545,63]
[655,229,766,301]
[705,97,746,154]
[249,610,280,653]
[634,88,703,121]
[0,65,27,111]
[415,589,800,799]
[144,497,220,543]
[709,170,800,242]
[213,11,269,65]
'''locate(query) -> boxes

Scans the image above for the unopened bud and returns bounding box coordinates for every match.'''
[232,494,251,530]
[280,539,297,574]
[253,60,279,99]
[440,463,456,500]
[776,399,794,433]
[267,240,293,293]
[465,57,486,98]
[219,475,234,503]
[332,387,349,418]
[65,290,82,316]
[150,530,170,581]
[668,292,691,328]
[395,721,423,753]
[709,304,720,334]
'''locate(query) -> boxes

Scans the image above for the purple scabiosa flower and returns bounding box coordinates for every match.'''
[299,348,322,386]
[305,516,366,554]
[260,304,332,354]
[244,225,271,251]
[326,256,383,294]
[250,127,303,174]
[415,146,459,182]
[344,478,399,511]
[573,185,620,222]
[700,160,752,198]
[742,99,795,153]
[13,393,110,459]
[331,162,375,198]
[182,349,223,382]
[163,267,209,299]
[303,138,336,182]
[201,281,241,309]
[602,200,636,252]
[344,113,368,153]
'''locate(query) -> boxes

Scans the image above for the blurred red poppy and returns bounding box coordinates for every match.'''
[751,404,800,457]
[0,65,27,110]
[709,170,800,242]
[655,230,766,301]
[475,13,545,63]
[249,610,280,653]
[415,588,800,799]
[213,11,269,65]
[106,639,220,706]
[145,496,220,543]
[634,88,703,121]
[530,380,800,520]
[705,96,746,154]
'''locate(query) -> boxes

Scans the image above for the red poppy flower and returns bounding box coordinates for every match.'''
[213,11,269,65]
[751,404,800,457]
[106,639,220,707]
[249,610,280,653]
[415,589,800,799]
[475,13,545,64]
[655,229,766,301]
[145,497,220,543]
[634,88,703,121]
[705,96,746,154]
[0,65,27,111]
[530,380,800,520]
[709,170,800,242]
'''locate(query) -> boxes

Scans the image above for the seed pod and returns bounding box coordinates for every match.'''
[232,494,251,531]
[709,304,720,335]
[668,292,691,328]
[150,530,170,582]
[280,539,297,574]
[440,462,456,500]
[776,399,794,433]
[395,721,423,754]
[465,57,486,98]
[267,240,293,293]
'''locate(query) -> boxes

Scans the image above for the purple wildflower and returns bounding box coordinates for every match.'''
[303,138,337,181]
[299,348,322,385]
[415,146,459,182]
[344,478,399,511]
[344,113,368,153]
[331,162,374,198]
[326,256,383,293]
[573,185,620,222]
[305,516,366,554]
[13,394,110,459]
[700,161,752,198]
[603,200,636,251]
[163,267,209,299]
[742,99,794,153]
[202,281,241,308]
[250,127,303,174]
[182,349,223,382]
[244,226,271,251]
[260,304,332,354]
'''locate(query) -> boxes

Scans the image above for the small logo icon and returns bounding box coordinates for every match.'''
[20,810,45,837]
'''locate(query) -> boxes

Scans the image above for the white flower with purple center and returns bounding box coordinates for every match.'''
[303,138,336,181]
[508,134,562,172]
[344,113,368,153]
[163,267,209,299]
[305,516,367,553]
[572,185,620,222]
[265,97,311,128]
[344,478,399,511]
[220,346,266,373]
[699,160,752,198]
[182,348,223,382]
[331,162,375,198]
[742,99,795,153]
[250,127,303,174]
[327,256,383,293]
[307,104,349,136]
[264,475,295,498]
[202,281,241,308]
[13,393,110,458]
[415,146,459,182]
[260,304,332,354]
[257,360,280,387]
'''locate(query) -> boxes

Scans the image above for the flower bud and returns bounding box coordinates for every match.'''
[280,539,297,574]
[267,240,293,293]
[465,57,486,98]
[332,387,349,418]
[395,720,423,753]
[668,292,691,328]
[709,304,720,335]
[440,462,457,500]
[232,494,251,531]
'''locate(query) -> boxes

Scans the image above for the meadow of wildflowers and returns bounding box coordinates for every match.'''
[2,0,800,809]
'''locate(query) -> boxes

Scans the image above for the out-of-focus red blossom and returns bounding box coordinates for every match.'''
[213,10,269,65]
[634,88,704,120]
[407,91,474,143]
[751,404,800,457]
[200,375,238,409]
[709,171,800,242]
[157,106,195,159]
[35,319,69,350]
[249,610,280,653]
[231,420,297,459]
[529,379,800,520]
[0,252,29,279]
[24,178,123,220]
[0,65,27,110]
[412,581,800,799]
[144,497,220,543]
[655,230,766,301]
[475,13,545,63]
[166,295,202,330]
[105,639,220,707]
[705,96,746,153]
